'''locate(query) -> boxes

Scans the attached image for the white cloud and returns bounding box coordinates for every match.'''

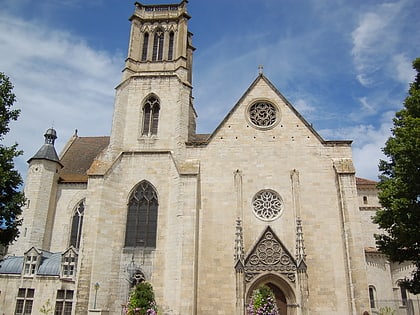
[320,111,395,180]
[0,13,122,179]
[351,1,405,87]
[392,53,416,86]
[293,98,316,114]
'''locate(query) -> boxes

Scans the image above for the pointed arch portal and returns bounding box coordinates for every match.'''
[247,274,297,315]
[243,227,299,315]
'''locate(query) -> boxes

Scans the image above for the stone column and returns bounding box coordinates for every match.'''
[334,158,370,315]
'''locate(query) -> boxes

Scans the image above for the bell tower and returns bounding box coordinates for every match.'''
[123,0,194,84]
[109,0,196,154]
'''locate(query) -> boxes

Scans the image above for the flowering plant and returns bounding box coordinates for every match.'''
[125,282,158,315]
[247,285,279,315]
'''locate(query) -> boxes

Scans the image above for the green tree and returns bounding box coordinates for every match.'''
[374,57,420,294]
[0,72,25,246]
[126,282,157,315]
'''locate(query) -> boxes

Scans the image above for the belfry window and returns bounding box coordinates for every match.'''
[168,31,174,60]
[141,96,160,136]
[70,200,84,248]
[152,28,164,61]
[141,32,149,61]
[125,181,158,248]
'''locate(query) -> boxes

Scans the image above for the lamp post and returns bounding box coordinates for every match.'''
[93,282,100,309]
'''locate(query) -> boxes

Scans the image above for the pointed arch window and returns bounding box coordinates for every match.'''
[168,31,174,60]
[141,96,160,136]
[399,282,408,306]
[152,28,164,61]
[70,200,84,248]
[125,181,158,248]
[141,32,149,61]
[368,285,376,309]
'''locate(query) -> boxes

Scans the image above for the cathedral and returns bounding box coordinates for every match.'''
[0,1,418,315]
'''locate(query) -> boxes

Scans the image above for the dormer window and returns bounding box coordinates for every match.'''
[61,248,78,279]
[24,255,38,275]
[23,248,40,276]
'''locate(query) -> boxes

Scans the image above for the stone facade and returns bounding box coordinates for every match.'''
[0,1,418,315]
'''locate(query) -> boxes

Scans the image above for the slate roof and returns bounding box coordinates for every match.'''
[28,143,61,165]
[0,250,61,276]
[59,136,110,183]
[0,255,23,274]
[28,128,62,166]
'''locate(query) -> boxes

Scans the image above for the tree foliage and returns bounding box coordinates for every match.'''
[0,72,25,246]
[374,58,420,294]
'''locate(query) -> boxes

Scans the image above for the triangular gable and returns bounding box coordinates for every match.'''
[244,226,297,283]
[199,74,351,146]
[24,246,42,256]
[62,246,78,257]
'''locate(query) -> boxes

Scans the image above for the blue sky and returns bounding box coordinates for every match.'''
[0,0,419,181]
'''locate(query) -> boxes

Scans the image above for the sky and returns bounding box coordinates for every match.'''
[0,0,419,181]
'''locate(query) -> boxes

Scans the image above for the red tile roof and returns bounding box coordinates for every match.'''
[356,177,378,189]
[59,136,109,183]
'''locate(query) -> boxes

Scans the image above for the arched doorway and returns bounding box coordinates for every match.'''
[246,274,297,315]
[267,282,287,315]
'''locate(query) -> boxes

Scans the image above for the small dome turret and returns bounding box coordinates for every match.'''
[44,128,57,144]
[28,128,62,166]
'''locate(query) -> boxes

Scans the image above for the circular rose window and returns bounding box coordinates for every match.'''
[248,101,278,128]
[252,190,283,221]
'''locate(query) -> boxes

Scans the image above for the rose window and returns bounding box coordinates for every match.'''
[248,102,277,127]
[252,190,283,221]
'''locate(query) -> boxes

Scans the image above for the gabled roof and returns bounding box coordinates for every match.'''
[187,74,352,146]
[59,136,110,183]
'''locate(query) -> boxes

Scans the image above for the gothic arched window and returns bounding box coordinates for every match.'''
[142,96,160,136]
[70,200,85,248]
[168,31,175,60]
[152,28,164,61]
[125,181,158,248]
[368,285,376,309]
[141,32,149,61]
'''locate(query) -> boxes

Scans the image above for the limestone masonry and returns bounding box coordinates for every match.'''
[0,1,417,315]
